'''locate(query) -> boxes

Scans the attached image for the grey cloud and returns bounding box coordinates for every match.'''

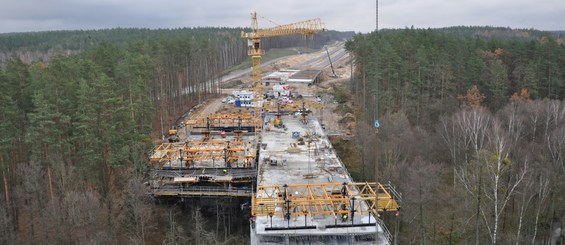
[0,0,563,33]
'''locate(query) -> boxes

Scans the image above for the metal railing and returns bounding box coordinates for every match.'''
[376,216,393,244]
[152,185,252,197]
[382,182,403,204]
[151,168,257,179]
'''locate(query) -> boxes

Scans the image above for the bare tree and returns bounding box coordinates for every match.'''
[531,177,550,244]
[524,102,542,142]
[458,109,492,156]
[387,157,441,244]
[514,176,535,244]
[190,207,218,244]
[543,100,565,141]
[124,176,154,245]
[456,118,527,245]
[163,209,188,245]
[33,177,111,244]
[441,108,492,194]
[440,114,466,166]
[498,102,526,152]
[14,162,46,244]
[0,196,15,244]
[441,108,492,165]
[547,126,565,173]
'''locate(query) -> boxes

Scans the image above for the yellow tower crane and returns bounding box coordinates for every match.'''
[241,12,325,85]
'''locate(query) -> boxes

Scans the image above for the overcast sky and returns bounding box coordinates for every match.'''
[0,0,563,34]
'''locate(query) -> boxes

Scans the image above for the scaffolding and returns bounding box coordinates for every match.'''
[150,141,256,169]
[252,182,400,217]
[185,113,262,132]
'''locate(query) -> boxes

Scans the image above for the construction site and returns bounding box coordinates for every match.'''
[148,12,402,245]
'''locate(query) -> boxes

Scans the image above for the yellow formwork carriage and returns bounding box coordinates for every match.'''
[150,141,256,168]
[252,182,400,218]
[185,113,263,131]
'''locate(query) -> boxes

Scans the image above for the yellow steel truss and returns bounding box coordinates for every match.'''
[150,142,184,162]
[150,141,256,167]
[185,113,262,130]
[252,182,399,217]
[182,141,253,164]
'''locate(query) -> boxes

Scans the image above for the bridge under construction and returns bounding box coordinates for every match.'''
[147,11,401,245]
[250,113,400,244]
[149,109,401,244]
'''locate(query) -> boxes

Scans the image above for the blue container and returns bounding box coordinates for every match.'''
[235,100,241,107]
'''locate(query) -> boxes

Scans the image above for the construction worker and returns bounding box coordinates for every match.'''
[342,213,348,222]
[223,169,228,175]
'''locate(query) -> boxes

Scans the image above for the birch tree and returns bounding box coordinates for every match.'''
[547,126,565,173]
[124,176,153,245]
[457,119,527,244]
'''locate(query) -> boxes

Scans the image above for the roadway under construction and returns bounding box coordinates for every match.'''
[149,108,401,244]
[250,112,400,244]
[147,12,401,245]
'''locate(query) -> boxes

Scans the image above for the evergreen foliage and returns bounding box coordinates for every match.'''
[0,27,346,243]
[347,27,565,125]
[346,27,565,244]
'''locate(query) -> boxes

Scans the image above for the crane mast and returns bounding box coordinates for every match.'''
[241,12,325,84]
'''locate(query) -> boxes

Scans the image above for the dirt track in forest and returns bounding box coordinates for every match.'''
[173,42,355,140]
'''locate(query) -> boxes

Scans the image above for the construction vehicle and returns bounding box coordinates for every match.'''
[273,114,284,128]
[241,12,325,93]
[167,129,179,142]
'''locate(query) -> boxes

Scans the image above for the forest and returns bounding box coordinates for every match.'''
[0,28,352,66]
[342,27,565,244]
[0,27,349,244]
[1,25,564,244]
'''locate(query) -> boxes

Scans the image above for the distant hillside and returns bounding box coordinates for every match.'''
[550,30,565,37]
[349,26,565,113]
[439,26,553,39]
[441,27,565,45]
[379,26,564,41]
[0,28,353,65]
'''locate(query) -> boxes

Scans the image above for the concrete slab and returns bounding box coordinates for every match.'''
[287,69,321,84]
[252,114,391,244]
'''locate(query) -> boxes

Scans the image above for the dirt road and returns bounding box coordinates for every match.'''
[199,97,224,115]
[179,42,353,137]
